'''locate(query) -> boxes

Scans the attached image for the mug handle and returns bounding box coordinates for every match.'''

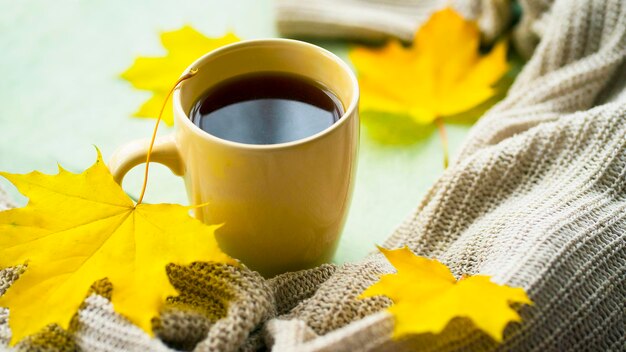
[109,134,184,185]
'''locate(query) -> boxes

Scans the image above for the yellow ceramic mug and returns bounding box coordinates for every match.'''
[109,39,359,277]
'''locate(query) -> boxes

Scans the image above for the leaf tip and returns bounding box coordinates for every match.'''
[92,145,104,163]
[223,29,241,42]
[374,244,387,252]
[56,162,67,174]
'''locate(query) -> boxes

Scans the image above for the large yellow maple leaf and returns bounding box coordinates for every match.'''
[0,151,235,345]
[349,8,509,125]
[362,247,532,342]
[121,26,239,125]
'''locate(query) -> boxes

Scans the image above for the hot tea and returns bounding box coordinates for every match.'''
[190,72,344,145]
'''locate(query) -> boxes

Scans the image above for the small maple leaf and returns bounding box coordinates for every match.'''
[0,150,235,345]
[362,246,532,342]
[121,26,240,125]
[349,8,509,166]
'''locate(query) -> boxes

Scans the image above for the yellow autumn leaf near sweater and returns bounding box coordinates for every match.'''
[349,8,509,124]
[0,151,235,345]
[362,247,532,341]
[121,26,239,125]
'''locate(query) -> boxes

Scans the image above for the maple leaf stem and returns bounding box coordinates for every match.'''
[136,68,199,206]
[435,117,449,169]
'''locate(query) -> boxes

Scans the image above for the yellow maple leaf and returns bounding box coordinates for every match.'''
[121,26,240,125]
[362,246,532,342]
[349,8,509,124]
[0,151,235,345]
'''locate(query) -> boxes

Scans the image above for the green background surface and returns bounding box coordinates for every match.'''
[0,0,469,264]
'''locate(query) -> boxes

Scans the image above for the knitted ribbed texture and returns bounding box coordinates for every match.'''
[275,0,511,44]
[1,0,625,350]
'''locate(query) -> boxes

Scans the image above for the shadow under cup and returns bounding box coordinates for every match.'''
[174,39,359,277]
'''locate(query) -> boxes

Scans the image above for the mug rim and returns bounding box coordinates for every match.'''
[173,38,359,150]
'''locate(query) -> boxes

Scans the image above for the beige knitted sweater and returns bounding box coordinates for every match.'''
[1,0,625,351]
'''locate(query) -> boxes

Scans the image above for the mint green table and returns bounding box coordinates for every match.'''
[0,0,468,264]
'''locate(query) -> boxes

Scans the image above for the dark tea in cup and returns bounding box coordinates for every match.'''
[189,72,344,145]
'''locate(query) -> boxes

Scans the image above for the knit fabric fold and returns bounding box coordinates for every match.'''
[1,0,625,351]
[275,0,513,48]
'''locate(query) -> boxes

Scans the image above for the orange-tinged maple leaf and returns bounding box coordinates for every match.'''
[362,247,532,342]
[121,26,240,125]
[349,8,508,124]
[0,150,235,345]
